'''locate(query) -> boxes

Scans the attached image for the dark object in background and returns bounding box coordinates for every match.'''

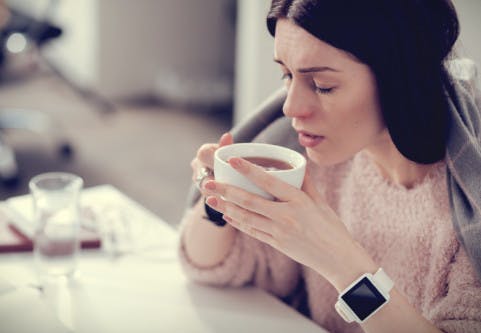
[0,6,73,187]
[0,7,62,52]
[0,3,118,188]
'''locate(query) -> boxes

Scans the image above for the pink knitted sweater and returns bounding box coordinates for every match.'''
[179,152,481,333]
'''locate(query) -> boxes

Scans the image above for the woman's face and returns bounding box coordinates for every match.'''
[274,19,387,166]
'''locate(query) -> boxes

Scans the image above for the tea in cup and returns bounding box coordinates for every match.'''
[214,143,306,199]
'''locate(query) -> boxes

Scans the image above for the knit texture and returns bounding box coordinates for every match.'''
[179,152,481,333]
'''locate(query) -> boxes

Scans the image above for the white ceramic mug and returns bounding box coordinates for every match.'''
[214,143,306,199]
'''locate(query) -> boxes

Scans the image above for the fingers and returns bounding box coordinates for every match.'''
[225,216,275,246]
[191,158,214,195]
[203,180,276,218]
[199,176,215,195]
[205,195,275,244]
[219,132,233,147]
[196,143,218,169]
[191,132,233,194]
[227,157,299,202]
[195,132,232,169]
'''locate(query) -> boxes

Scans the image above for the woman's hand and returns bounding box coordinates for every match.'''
[184,132,237,268]
[203,156,378,290]
[191,132,233,195]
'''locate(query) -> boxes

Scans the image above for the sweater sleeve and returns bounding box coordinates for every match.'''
[178,208,302,298]
[426,247,481,333]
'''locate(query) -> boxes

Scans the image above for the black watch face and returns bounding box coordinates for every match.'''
[341,277,387,321]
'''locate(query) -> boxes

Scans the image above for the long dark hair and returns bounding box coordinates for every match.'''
[267,0,460,164]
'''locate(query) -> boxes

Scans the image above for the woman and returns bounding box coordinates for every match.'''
[179,1,481,332]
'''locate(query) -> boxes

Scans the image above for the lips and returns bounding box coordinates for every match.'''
[297,131,325,148]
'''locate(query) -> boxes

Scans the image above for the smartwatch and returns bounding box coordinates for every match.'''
[335,268,394,323]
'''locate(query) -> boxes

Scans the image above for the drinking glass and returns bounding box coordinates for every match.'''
[29,172,83,279]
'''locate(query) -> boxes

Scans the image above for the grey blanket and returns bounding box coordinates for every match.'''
[446,76,481,281]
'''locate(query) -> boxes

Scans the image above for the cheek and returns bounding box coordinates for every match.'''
[330,91,384,150]
[349,85,384,133]
[352,108,384,134]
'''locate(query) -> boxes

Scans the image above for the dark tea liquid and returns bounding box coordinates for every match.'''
[243,156,293,171]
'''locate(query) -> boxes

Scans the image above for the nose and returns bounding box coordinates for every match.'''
[282,83,315,119]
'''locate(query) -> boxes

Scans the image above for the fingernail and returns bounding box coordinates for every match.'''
[206,197,217,207]
[229,157,242,170]
[204,181,216,190]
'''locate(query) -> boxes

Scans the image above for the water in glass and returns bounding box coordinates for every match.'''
[30,173,83,278]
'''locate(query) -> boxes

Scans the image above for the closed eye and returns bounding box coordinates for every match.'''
[315,86,334,94]
[282,72,335,95]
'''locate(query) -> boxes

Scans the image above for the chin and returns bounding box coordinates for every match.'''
[306,148,353,167]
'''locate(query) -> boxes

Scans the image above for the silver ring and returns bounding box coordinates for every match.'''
[195,167,213,190]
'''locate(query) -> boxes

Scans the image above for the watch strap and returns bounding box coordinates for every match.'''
[372,268,394,294]
[204,199,227,227]
[334,302,353,323]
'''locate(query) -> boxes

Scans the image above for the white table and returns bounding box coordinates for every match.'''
[0,185,327,333]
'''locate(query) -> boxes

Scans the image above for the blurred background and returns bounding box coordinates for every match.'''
[0,0,479,226]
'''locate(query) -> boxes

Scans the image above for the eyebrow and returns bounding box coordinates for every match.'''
[274,59,340,73]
